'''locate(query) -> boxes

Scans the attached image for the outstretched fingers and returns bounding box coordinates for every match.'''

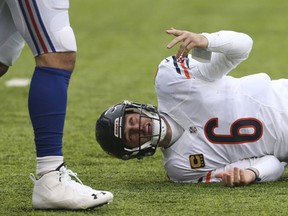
[166,28,208,59]
[166,28,191,58]
[166,29,186,48]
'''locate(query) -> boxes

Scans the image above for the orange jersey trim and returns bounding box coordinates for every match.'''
[205,171,212,183]
[181,62,191,79]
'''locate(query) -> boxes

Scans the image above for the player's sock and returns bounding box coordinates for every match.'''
[28,66,71,157]
[36,156,64,177]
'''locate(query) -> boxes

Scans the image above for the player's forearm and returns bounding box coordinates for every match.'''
[212,156,286,186]
[250,155,286,182]
[203,30,253,61]
[196,31,253,81]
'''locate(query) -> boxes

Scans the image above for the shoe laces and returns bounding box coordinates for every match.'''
[58,164,92,194]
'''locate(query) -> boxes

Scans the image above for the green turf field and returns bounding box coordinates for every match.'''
[1,0,288,215]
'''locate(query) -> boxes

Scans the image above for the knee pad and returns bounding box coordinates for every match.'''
[45,0,77,52]
[0,2,24,66]
[54,25,77,52]
[0,32,24,66]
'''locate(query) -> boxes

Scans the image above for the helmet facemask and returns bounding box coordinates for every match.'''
[122,104,167,159]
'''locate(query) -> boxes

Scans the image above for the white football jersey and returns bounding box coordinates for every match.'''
[156,31,288,183]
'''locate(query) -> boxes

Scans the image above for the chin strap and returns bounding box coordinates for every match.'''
[151,118,167,145]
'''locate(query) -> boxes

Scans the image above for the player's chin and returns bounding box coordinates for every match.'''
[140,137,152,145]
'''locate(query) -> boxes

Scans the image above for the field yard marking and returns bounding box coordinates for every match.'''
[5,78,31,87]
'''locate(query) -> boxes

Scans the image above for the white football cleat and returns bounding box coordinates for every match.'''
[30,163,113,210]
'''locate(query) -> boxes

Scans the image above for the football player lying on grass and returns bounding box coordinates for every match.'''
[96,28,288,187]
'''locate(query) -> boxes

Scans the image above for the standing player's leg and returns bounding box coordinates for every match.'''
[0,1,24,77]
[0,63,9,77]
[5,0,113,209]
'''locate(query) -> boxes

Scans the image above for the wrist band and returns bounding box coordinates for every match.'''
[246,168,261,182]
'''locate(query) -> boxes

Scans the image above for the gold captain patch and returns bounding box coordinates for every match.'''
[189,154,205,169]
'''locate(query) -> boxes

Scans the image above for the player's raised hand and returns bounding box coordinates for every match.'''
[215,167,257,187]
[166,28,208,59]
